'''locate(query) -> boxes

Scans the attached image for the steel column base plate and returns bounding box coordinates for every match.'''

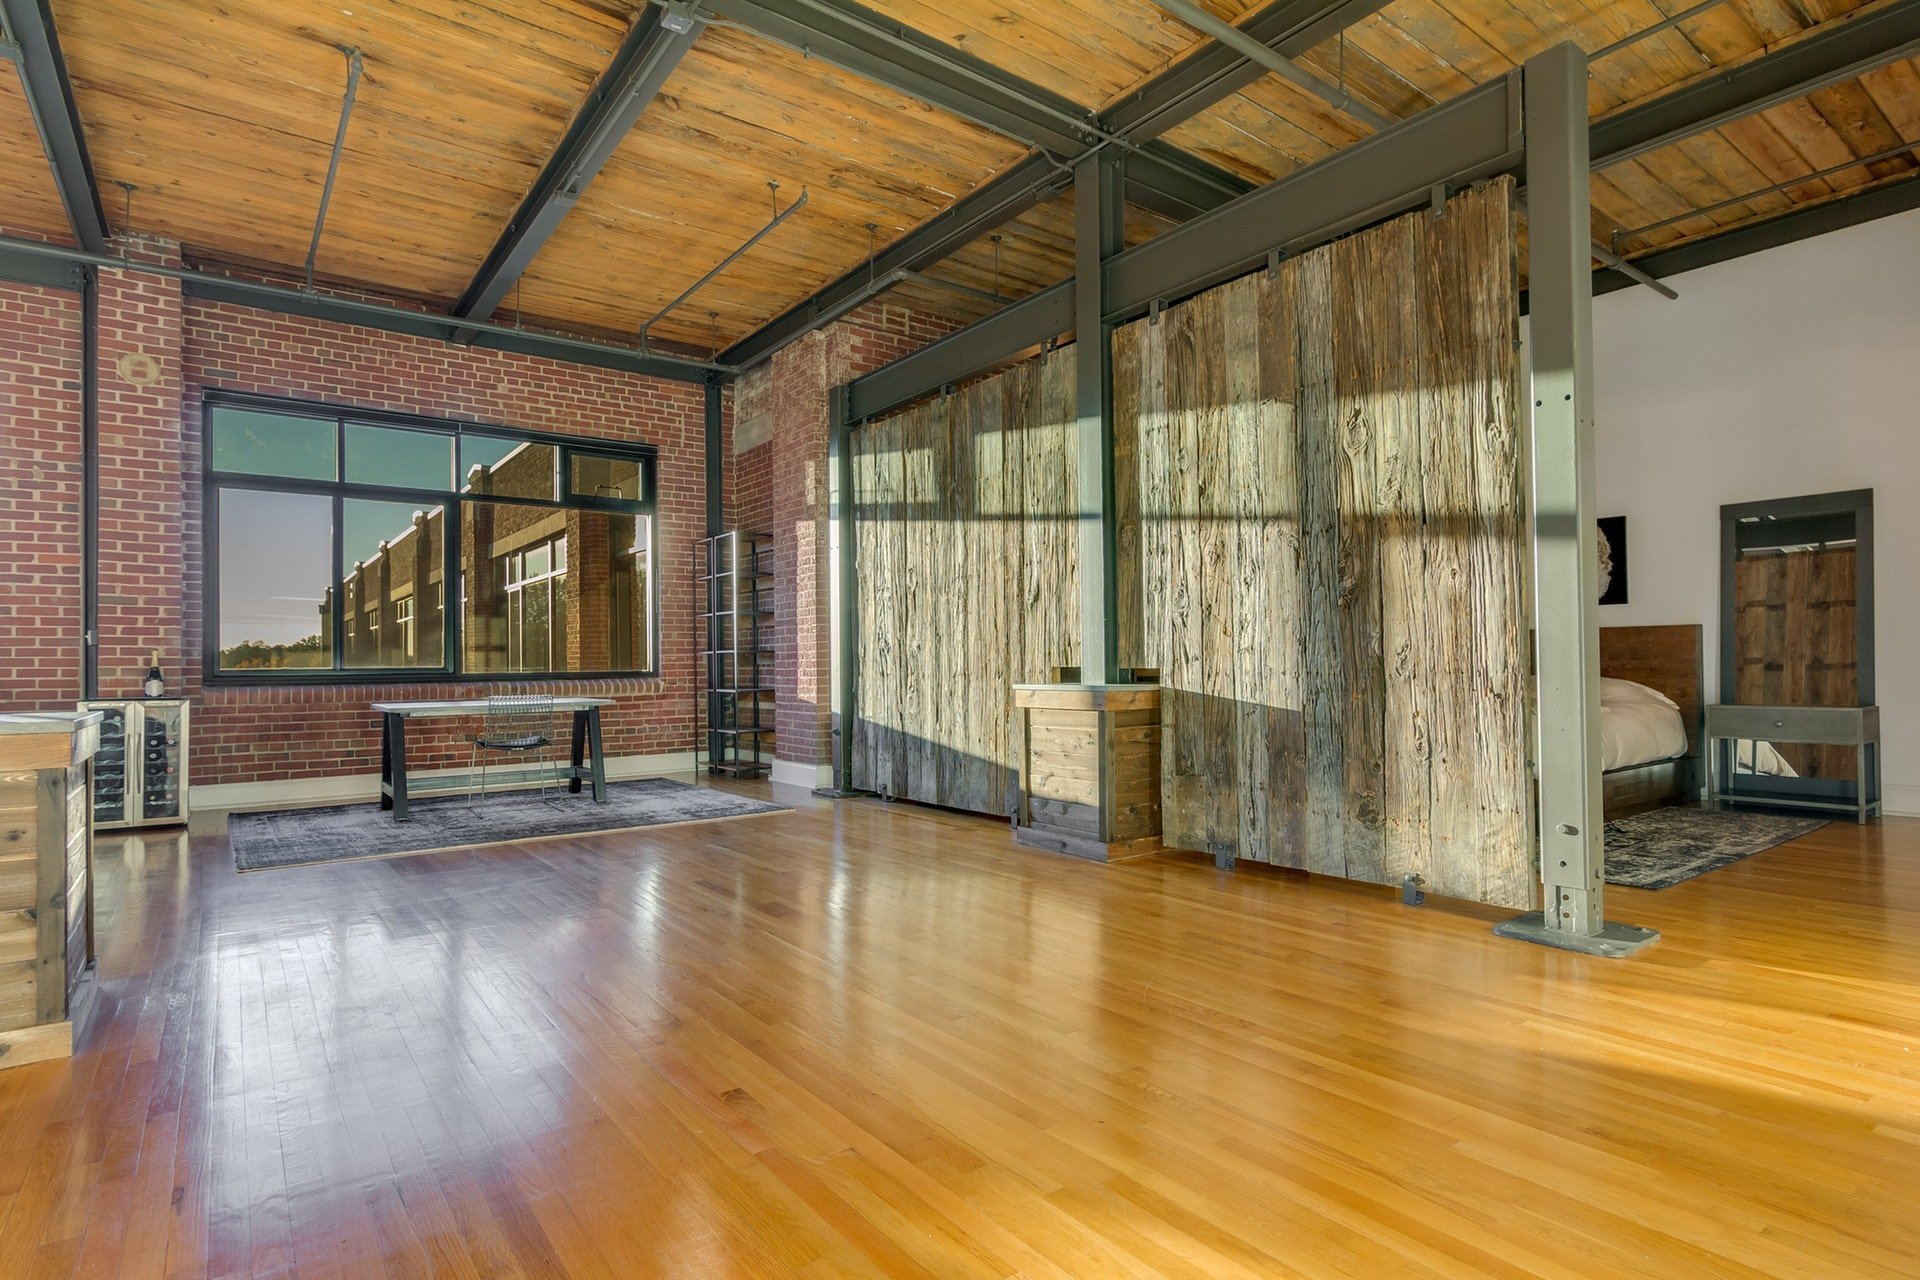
[1493,912,1660,957]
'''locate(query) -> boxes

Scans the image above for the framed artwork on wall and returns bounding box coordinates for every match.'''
[1598,516,1628,605]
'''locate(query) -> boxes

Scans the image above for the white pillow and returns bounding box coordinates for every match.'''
[1599,677,1678,710]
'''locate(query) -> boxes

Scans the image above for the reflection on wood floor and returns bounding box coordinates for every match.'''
[2,786,1916,1277]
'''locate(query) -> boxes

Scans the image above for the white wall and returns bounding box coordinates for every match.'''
[1583,206,1920,813]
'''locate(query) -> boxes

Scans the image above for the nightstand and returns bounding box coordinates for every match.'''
[1704,704,1881,824]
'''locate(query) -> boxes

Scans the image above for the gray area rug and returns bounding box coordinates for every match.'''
[230,777,789,872]
[1604,806,1829,889]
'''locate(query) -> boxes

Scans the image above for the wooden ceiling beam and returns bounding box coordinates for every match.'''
[720,0,1390,368]
[0,0,107,252]
[450,4,706,332]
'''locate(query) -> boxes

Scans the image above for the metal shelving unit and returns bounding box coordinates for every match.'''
[695,530,774,777]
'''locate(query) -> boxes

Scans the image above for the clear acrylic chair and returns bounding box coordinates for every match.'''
[468,693,562,806]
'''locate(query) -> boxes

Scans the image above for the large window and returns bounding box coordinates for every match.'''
[205,396,659,682]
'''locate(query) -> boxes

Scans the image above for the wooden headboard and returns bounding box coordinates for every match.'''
[1600,624,1704,757]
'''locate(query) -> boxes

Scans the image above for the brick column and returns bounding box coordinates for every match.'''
[0,280,83,709]
[95,238,186,698]
[733,302,964,776]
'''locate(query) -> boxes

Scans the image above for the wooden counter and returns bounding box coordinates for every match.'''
[1011,684,1162,862]
[0,711,102,1069]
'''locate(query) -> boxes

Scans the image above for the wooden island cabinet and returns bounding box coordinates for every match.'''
[0,711,102,1069]
[1011,684,1163,862]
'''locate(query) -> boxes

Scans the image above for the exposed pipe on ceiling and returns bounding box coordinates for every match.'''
[1613,138,1920,251]
[305,45,364,291]
[1516,195,1679,300]
[1147,0,1394,132]
[641,181,809,348]
[1590,0,1728,63]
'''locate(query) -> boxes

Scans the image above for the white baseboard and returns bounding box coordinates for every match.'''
[1880,784,1919,819]
[769,758,833,791]
[193,751,699,814]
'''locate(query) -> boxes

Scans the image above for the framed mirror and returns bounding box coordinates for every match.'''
[1718,488,1874,808]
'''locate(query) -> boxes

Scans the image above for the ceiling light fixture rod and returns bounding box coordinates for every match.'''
[1147,0,1393,131]
[305,45,364,292]
[641,181,809,347]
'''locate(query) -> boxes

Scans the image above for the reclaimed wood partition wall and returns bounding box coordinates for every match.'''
[1115,179,1532,907]
[850,348,1080,812]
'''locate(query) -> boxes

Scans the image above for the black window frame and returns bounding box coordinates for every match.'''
[202,390,661,686]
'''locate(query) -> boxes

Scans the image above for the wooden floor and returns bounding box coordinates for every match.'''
[2,787,1917,1278]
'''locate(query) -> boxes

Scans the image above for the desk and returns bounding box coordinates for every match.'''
[371,698,612,821]
[1704,703,1880,825]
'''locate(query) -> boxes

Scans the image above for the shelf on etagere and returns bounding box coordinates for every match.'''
[695,530,776,779]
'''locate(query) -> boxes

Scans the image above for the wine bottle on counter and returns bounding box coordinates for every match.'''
[144,651,164,698]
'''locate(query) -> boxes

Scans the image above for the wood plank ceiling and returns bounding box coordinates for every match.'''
[0,0,1914,359]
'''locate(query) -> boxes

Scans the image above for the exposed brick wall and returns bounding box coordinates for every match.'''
[0,281,83,710]
[729,299,962,769]
[180,298,711,786]
[0,229,956,791]
[95,242,187,700]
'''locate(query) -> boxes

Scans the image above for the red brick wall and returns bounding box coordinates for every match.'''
[730,300,961,769]
[1,230,957,791]
[95,243,186,700]
[180,299,711,785]
[1,233,719,790]
[0,280,83,710]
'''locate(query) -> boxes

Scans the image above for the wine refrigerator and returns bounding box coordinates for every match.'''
[77,699,190,830]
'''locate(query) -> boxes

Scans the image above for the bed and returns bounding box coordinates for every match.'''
[1597,625,1703,818]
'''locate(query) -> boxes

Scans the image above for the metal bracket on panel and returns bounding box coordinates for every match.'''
[1401,874,1425,906]
[1429,183,1449,218]
[1148,298,1164,325]
[1265,249,1285,276]
[1212,845,1235,871]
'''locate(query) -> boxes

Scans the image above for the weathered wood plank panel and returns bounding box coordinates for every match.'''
[1189,288,1239,864]
[1416,189,1482,898]
[852,346,1081,816]
[1367,215,1430,890]
[1162,302,1209,852]
[1329,227,1389,886]
[1460,182,1531,908]
[1116,178,1528,907]
[1257,263,1309,869]
[1295,248,1348,880]
[1113,323,1144,672]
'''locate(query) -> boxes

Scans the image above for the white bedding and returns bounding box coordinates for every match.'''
[1594,678,1800,777]
[1599,697,1688,772]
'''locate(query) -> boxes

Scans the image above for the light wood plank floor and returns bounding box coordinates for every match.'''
[2,787,1916,1278]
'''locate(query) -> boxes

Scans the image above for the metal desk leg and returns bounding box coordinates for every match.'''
[1858,739,1869,825]
[569,712,587,795]
[1704,735,1717,812]
[389,713,410,822]
[587,707,607,803]
[380,713,394,811]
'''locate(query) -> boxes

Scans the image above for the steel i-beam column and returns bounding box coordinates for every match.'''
[1497,43,1657,957]
[827,386,862,796]
[1075,150,1125,684]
